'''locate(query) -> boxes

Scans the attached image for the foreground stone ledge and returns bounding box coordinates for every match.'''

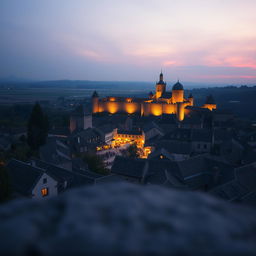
[0,183,256,255]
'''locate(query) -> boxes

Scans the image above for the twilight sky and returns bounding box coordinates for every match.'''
[0,0,256,84]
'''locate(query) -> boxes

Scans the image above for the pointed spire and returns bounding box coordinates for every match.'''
[92,91,99,98]
[159,70,164,82]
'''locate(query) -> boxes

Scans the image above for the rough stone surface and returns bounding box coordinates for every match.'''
[0,183,256,255]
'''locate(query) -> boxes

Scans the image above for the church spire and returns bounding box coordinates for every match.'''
[159,70,163,82]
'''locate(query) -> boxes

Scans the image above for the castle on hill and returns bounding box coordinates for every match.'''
[92,72,216,121]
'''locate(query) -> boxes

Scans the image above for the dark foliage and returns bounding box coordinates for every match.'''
[27,103,49,150]
[82,153,108,175]
[126,144,139,159]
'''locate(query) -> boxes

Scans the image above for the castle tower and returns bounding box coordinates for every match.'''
[92,91,99,114]
[70,105,92,133]
[172,80,184,103]
[155,71,166,99]
[176,102,185,121]
[202,95,216,111]
[188,93,194,106]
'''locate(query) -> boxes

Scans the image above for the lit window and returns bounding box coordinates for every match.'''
[160,155,164,159]
[41,188,48,197]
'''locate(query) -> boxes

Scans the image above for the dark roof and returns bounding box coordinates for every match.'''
[191,129,212,142]
[32,159,95,189]
[92,91,99,98]
[96,124,115,134]
[142,121,162,133]
[162,128,191,141]
[7,159,45,196]
[177,154,234,188]
[148,148,172,160]
[205,95,215,104]
[181,115,202,125]
[155,140,191,155]
[111,156,147,178]
[117,129,142,135]
[162,128,212,142]
[188,93,193,98]
[172,81,184,90]
[146,159,185,187]
[235,163,256,191]
[210,180,249,201]
[72,128,101,145]
[210,162,256,203]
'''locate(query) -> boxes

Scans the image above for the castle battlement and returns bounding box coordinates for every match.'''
[92,72,216,121]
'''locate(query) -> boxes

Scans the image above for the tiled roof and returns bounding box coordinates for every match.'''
[155,140,191,155]
[111,156,147,178]
[7,159,45,196]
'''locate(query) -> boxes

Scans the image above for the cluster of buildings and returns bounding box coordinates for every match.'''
[92,72,216,121]
[3,72,256,205]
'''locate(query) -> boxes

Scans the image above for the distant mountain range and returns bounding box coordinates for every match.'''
[0,77,254,89]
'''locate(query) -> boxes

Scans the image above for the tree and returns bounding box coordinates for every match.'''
[126,143,139,158]
[27,103,49,150]
[0,165,11,202]
[82,153,108,175]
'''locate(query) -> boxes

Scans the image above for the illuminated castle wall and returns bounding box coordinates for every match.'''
[92,72,216,121]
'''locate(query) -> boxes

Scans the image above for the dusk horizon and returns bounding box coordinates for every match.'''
[1,0,256,84]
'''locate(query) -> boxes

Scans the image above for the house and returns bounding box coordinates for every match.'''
[96,124,115,145]
[69,128,102,154]
[151,140,191,161]
[161,128,213,154]
[190,129,212,153]
[6,159,58,199]
[30,159,96,192]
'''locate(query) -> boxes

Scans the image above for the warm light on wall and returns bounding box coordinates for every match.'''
[106,102,119,114]
[202,104,217,111]
[163,104,175,114]
[125,103,137,114]
[126,98,132,103]
[151,104,163,116]
[109,97,116,102]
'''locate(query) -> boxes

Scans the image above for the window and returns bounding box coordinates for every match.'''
[43,178,47,184]
[41,188,48,197]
